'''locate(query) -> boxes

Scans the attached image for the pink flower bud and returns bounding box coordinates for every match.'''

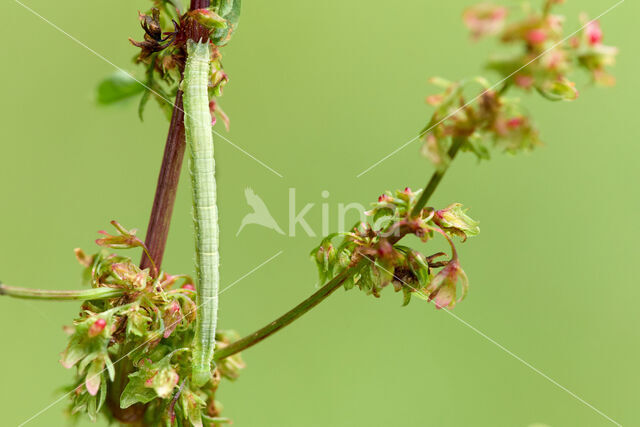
[182,283,196,291]
[403,187,412,194]
[426,94,444,106]
[463,4,508,40]
[586,21,603,45]
[425,259,469,310]
[88,318,106,337]
[514,74,534,89]
[526,29,547,45]
[507,117,524,129]
[162,301,183,338]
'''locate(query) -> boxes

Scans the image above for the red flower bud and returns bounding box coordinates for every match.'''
[526,29,547,45]
[507,117,524,129]
[88,318,106,337]
[586,21,603,45]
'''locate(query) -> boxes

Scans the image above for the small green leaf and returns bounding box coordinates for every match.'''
[434,203,480,238]
[138,89,151,121]
[537,78,579,102]
[60,343,85,369]
[192,8,227,29]
[211,0,241,46]
[85,358,104,396]
[96,71,144,105]
[401,287,412,306]
[120,372,157,408]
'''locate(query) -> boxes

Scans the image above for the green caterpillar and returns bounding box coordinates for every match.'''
[183,40,220,387]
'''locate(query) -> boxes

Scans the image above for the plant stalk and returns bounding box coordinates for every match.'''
[411,136,467,217]
[0,284,124,301]
[190,0,210,9]
[140,91,187,273]
[214,268,355,361]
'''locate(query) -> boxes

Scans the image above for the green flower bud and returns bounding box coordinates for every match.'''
[149,366,180,399]
[310,235,338,282]
[539,78,579,101]
[191,9,227,29]
[434,203,480,238]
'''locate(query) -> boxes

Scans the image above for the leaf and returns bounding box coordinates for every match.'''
[180,388,207,427]
[138,88,151,121]
[211,0,241,46]
[104,356,115,381]
[372,207,394,229]
[408,250,431,288]
[85,358,104,396]
[401,287,412,306]
[97,380,107,412]
[96,71,145,105]
[60,343,85,369]
[434,203,480,238]
[96,220,144,250]
[536,78,579,102]
[192,9,227,29]
[120,371,157,408]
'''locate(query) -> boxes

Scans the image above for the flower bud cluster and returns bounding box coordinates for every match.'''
[422,77,542,167]
[121,2,241,123]
[465,1,618,90]
[62,223,243,424]
[311,189,479,309]
[421,1,617,169]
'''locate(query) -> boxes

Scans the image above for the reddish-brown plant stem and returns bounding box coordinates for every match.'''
[190,0,210,10]
[140,91,186,273]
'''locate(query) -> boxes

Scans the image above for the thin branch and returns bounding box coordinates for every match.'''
[0,284,124,301]
[214,268,356,361]
[410,136,467,217]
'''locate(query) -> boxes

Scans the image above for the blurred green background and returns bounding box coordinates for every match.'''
[1,0,638,426]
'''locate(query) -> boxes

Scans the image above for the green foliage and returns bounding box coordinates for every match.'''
[61,226,245,425]
[96,71,145,105]
[311,188,478,309]
[210,0,242,46]
[96,1,242,125]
